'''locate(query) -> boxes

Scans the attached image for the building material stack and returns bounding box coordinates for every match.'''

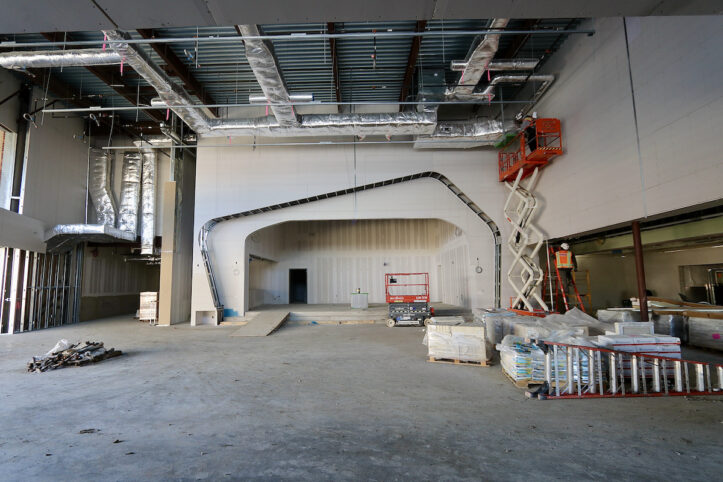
[425,317,490,366]
[139,291,159,323]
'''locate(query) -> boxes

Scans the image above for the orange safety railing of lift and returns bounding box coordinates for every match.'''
[498,118,563,183]
[385,272,430,303]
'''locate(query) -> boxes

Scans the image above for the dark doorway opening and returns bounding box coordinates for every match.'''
[289,269,308,304]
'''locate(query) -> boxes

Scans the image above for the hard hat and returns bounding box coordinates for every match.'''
[560,242,570,250]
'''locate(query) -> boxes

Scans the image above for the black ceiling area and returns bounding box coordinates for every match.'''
[0,17,591,137]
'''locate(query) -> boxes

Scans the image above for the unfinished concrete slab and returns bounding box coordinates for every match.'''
[1,316,721,480]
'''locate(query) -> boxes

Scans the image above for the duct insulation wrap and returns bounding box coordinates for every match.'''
[237,25,298,126]
[89,149,117,226]
[449,18,509,97]
[206,112,437,137]
[451,59,539,72]
[0,49,122,69]
[478,74,555,101]
[140,149,156,255]
[118,152,141,234]
[413,119,513,149]
[102,30,213,133]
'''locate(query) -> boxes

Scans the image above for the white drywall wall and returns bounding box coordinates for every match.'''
[22,88,89,227]
[190,139,509,323]
[245,219,469,309]
[0,208,46,252]
[533,16,723,238]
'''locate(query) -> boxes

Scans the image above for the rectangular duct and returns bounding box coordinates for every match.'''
[448,18,510,98]
[117,152,141,235]
[88,148,116,226]
[205,112,437,137]
[102,30,214,133]
[139,148,156,255]
[237,25,299,127]
[0,49,121,69]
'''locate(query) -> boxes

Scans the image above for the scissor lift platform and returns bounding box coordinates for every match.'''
[385,273,431,327]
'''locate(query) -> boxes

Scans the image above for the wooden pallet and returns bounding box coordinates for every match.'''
[503,370,544,388]
[427,356,491,367]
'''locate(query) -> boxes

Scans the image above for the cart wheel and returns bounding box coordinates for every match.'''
[386,318,396,328]
[423,318,431,326]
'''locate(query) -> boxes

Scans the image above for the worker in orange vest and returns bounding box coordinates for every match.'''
[556,243,577,291]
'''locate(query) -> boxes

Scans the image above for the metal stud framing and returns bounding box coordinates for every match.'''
[0,247,84,334]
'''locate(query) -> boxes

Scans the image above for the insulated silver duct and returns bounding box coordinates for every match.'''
[413,119,514,149]
[448,18,509,98]
[478,74,555,100]
[117,152,141,235]
[102,30,214,132]
[205,112,437,137]
[0,49,122,69]
[450,59,539,72]
[138,147,157,255]
[237,25,299,127]
[248,94,314,104]
[88,148,117,226]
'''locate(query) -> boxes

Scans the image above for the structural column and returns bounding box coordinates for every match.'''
[631,220,649,321]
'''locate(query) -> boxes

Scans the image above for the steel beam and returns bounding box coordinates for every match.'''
[398,20,427,110]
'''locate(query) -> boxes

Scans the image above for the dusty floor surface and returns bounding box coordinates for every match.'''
[1,316,722,481]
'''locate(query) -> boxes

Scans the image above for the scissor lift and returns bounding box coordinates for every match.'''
[385,273,431,327]
[498,118,563,183]
[499,118,563,315]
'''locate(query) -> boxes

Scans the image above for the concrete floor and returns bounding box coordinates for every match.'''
[1,316,722,481]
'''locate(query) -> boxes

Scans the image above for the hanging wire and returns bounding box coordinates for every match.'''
[40,67,51,125]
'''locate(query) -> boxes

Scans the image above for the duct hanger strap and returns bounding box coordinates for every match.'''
[102,30,213,134]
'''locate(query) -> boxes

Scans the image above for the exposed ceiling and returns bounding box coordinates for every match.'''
[1,18,584,136]
[0,0,719,34]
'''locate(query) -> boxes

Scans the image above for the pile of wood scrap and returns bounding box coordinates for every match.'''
[27,341,122,373]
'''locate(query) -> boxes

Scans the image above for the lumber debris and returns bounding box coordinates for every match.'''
[27,340,122,373]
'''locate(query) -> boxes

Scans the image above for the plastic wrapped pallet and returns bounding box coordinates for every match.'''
[597,309,640,324]
[139,291,158,322]
[424,321,488,363]
[472,309,517,344]
[614,321,654,335]
[685,317,722,351]
[497,335,592,386]
[597,333,681,376]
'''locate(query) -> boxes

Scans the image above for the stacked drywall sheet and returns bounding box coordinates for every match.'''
[598,333,681,376]
[597,308,721,351]
[613,321,654,335]
[597,334,681,357]
[424,319,488,363]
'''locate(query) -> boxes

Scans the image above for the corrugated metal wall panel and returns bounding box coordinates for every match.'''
[247,218,472,307]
